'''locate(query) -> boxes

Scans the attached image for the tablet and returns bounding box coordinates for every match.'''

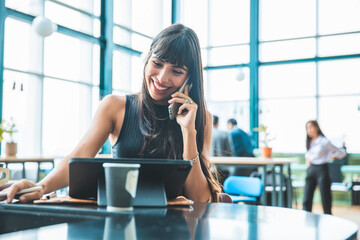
[69,158,193,207]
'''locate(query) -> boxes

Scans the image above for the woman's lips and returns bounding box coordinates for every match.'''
[152,79,171,94]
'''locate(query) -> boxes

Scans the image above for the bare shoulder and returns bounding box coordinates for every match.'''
[101,94,126,106]
[99,94,126,114]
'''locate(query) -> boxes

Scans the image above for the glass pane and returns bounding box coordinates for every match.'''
[207,68,250,101]
[210,0,250,45]
[43,78,93,156]
[113,0,131,27]
[260,38,316,62]
[318,59,360,96]
[319,96,360,153]
[132,0,167,37]
[44,32,94,83]
[6,0,42,16]
[45,1,98,36]
[209,45,249,66]
[4,18,35,72]
[318,0,360,35]
[92,44,100,86]
[207,101,250,133]
[2,70,42,156]
[201,49,208,68]
[318,33,360,57]
[113,26,131,47]
[92,86,100,116]
[58,0,99,16]
[182,0,208,48]
[131,55,144,93]
[260,0,316,41]
[259,98,317,153]
[113,50,131,92]
[132,33,152,53]
[259,63,316,99]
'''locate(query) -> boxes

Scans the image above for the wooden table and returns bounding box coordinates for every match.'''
[0,157,55,182]
[211,157,299,207]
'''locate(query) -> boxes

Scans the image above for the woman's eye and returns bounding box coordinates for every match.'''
[173,70,183,75]
[152,61,162,67]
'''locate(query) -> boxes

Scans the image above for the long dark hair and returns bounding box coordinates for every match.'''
[306,120,325,150]
[139,24,221,201]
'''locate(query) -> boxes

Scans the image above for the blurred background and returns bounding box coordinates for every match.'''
[0,0,359,160]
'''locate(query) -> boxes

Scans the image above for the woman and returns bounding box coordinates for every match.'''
[303,120,346,214]
[1,24,221,203]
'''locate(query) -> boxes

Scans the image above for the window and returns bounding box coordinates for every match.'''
[259,0,316,41]
[259,98,316,153]
[206,68,250,132]
[319,96,360,153]
[259,63,316,99]
[2,1,100,157]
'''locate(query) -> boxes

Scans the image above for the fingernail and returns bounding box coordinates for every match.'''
[7,199,11,204]
[20,196,25,202]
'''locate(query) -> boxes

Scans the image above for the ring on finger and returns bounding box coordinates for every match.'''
[184,99,189,104]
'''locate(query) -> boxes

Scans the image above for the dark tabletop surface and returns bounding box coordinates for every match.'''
[0,202,358,240]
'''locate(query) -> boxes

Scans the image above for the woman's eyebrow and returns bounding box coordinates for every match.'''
[172,65,187,71]
[154,57,187,71]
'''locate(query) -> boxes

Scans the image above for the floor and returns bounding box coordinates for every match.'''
[294,203,360,239]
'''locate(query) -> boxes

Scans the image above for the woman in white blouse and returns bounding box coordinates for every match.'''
[303,120,346,214]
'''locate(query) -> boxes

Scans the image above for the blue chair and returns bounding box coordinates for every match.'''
[223,176,263,204]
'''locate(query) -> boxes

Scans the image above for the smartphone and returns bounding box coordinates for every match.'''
[168,77,192,120]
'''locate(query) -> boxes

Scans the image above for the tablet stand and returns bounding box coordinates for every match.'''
[97,173,167,207]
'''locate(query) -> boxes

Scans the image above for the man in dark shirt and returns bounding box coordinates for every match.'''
[227,119,254,157]
[227,118,256,176]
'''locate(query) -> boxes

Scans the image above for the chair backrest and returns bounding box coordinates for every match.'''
[329,162,344,183]
[223,176,263,197]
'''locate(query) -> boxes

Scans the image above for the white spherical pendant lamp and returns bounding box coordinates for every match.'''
[32,16,58,37]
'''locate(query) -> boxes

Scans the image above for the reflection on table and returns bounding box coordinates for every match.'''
[210,157,299,207]
[0,202,357,240]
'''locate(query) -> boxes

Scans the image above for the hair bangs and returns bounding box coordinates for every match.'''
[152,36,194,71]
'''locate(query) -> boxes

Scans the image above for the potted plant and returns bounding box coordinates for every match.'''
[0,120,5,143]
[253,124,275,158]
[3,118,18,157]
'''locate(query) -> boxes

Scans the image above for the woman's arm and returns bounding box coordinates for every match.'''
[326,141,347,160]
[181,111,212,202]
[2,95,126,203]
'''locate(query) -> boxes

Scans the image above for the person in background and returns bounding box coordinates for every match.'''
[211,115,232,157]
[211,115,233,185]
[227,118,256,176]
[227,119,254,157]
[1,24,222,203]
[303,120,346,215]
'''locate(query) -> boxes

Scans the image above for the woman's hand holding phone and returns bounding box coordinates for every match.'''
[168,84,197,130]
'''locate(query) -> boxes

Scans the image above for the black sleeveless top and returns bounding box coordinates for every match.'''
[112,95,171,159]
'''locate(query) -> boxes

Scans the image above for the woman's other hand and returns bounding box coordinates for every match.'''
[0,179,44,203]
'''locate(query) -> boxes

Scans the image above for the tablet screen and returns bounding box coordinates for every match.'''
[69,158,192,206]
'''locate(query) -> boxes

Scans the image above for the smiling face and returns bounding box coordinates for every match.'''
[145,54,188,105]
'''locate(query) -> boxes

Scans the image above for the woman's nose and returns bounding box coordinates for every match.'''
[158,70,170,84]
